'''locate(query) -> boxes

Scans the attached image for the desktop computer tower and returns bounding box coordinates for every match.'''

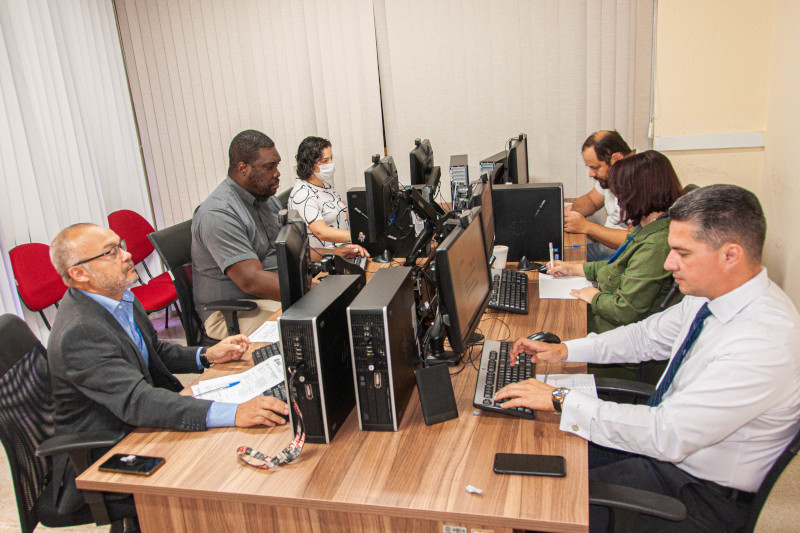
[347,267,420,431]
[347,187,416,258]
[480,151,508,184]
[492,183,564,262]
[278,274,366,443]
[449,154,469,211]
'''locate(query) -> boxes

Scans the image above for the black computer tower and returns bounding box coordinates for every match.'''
[347,267,420,432]
[278,274,365,443]
[347,187,416,258]
[492,183,564,262]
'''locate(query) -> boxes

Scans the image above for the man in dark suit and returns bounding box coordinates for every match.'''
[47,223,289,516]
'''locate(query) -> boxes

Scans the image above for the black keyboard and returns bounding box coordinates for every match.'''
[473,340,535,419]
[252,342,288,403]
[349,255,368,270]
[488,269,528,314]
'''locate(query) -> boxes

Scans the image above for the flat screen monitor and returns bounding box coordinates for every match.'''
[409,138,442,193]
[507,133,529,184]
[275,212,312,311]
[470,177,495,262]
[365,155,401,243]
[434,212,492,355]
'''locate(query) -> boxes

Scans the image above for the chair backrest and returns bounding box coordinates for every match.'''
[147,220,203,345]
[9,243,67,312]
[277,188,291,210]
[107,209,156,265]
[745,424,800,532]
[0,314,55,533]
[682,183,700,195]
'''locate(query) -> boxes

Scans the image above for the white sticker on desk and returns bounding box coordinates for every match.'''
[442,527,466,533]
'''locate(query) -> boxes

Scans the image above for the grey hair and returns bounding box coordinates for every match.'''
[50,223,96,283]
[669,184,766,263]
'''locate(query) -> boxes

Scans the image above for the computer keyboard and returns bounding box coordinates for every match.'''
[347,255,368,270]
[473,339,535,419]
[252,342,288,403]
[488,269,528,314]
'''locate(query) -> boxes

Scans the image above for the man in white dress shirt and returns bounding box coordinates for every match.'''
[496,184,800,531]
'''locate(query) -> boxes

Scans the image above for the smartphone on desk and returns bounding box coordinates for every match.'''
[98,454,165,476]
[493,453,566,477]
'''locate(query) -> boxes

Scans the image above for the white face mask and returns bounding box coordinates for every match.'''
[316,163,335,183]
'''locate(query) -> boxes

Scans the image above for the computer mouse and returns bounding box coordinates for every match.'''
[527,331,561,344]
[517,256,532,271]
[537,263,550,274]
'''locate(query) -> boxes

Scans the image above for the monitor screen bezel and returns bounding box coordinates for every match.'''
[434,210,492,355]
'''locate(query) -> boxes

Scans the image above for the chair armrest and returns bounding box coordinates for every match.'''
[200,300,258,313]
[37,431,125,458]
[595,377,655,403]
[590,481,687,521]
[200,299,259,336]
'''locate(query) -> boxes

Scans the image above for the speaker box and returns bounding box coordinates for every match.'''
[492,183,563,262]
[414,364,458,426]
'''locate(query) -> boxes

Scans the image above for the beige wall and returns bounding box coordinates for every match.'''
[655,0,800,305]
[760,1,800,306]
[654,0,771,195]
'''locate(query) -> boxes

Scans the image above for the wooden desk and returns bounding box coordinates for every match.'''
[77,235,588,532]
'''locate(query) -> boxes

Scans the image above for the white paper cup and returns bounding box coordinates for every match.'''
[492,245,509,270]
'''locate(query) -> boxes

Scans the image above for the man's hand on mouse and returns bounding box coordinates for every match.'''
[508,338,568,366]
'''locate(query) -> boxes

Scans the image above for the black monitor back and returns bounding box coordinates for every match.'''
[492,183,563,262]
[275,215,311,311]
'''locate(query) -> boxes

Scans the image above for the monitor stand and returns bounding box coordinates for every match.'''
[372,248,394,263]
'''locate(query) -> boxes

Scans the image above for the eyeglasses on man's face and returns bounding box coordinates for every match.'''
[72,240,127,267]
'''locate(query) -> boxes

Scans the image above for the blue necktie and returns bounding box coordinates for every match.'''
[647,303,712,406]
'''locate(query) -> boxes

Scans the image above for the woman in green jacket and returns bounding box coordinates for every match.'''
[549,150,683,334]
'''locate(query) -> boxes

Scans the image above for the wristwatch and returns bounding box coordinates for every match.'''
[199,347,211,369]
[551,387,570,413]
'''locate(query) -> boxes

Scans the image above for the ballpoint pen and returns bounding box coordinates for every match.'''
[543,362,550,385]
[195,381,240,397]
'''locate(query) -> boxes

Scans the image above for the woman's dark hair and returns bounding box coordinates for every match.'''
[608,150,683,225]
[295,136,332,181]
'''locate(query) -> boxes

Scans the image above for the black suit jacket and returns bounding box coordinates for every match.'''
[47,288,212,436]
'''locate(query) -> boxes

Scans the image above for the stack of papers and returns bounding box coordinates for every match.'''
[248,320,280,342]
[534,373,597,397]
[191,354,284,403]
[538,273,593,299]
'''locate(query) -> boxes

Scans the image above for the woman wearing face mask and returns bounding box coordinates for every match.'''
[289,136,355,249]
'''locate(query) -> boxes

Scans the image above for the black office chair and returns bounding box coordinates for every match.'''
[682,183,700,195]
[0,314,134,533]
[147,220,256,346]
[276,188,291,210]
[589,377,800,532]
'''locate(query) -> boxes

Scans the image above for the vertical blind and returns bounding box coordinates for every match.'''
[118,0,653,223]
[374,0,654,198]
[115,0,386,228]
[0,0,151,338]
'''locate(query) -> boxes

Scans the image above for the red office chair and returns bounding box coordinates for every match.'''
[108,210,178,326]
[9,243,67,329]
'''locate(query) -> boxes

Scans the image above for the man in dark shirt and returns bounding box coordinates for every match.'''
[192,130,367,339]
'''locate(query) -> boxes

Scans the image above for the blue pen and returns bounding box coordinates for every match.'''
[196,381,240,396]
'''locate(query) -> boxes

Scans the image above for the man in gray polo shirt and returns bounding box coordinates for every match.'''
[192,130,366,339]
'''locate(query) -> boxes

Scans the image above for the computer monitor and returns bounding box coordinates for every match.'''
[409,138,442,192]
[365,154,402,261]
[470,176,495,262]
[430,211,492,362]
[490,160,506,185]
[275,211,312,311]
[507,133,529,184]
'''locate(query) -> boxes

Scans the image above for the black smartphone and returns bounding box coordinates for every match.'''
[98,454,165,476]
[493,453,566,477]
